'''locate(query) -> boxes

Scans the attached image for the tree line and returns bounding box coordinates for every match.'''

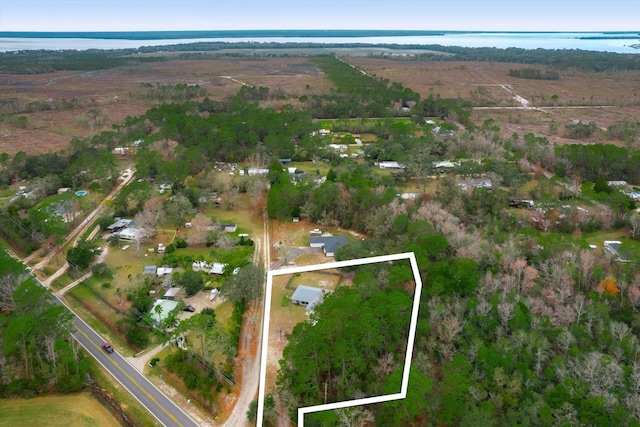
[509,68,560,80]
[0,49,165,74]
[0,248,87,396]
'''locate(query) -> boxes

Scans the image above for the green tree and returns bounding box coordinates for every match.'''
[91,262,112,278]
[66,239,98,271]
[382,365,432,424]
[222,264,264,304]
[164,193,195,229]
[179,270,204,297]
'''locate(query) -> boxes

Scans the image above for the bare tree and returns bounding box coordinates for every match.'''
[628,284,640,313]
[186,213,212,247]
[336,406,375,427]
[0,274,23,312]
[43,334,58,375]
[630,213,640,238]
[578,249,596,290]
[497,301,515,329]
[374,352,397,381]
[555,330,576,357]
[134,197,164,242]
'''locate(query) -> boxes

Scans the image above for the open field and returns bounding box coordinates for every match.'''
[346,58,640,146]
[0,58,333,155]
[0,392,119,427]
[2,55,639,156]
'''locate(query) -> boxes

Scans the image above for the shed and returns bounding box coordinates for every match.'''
[164,287,181,300]
[107,219,132,232]
[157,267,174,277]
[143,265,157,275]
[220,223,237,233]
[193,261,211,272]
[209,262,228,275]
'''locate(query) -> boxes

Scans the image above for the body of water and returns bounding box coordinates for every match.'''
[0,31,638,53]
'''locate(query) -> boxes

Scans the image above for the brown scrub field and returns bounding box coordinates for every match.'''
[2,54,639,156]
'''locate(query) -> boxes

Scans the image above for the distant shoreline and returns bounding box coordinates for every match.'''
[1,30,638,41]
[1,31,638,54]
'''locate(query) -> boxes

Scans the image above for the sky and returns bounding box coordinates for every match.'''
[1,0,638,32]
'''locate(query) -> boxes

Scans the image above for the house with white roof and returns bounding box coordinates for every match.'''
[291,285,331,314]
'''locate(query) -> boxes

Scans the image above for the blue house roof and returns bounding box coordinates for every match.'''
[309,235,348,254]
[291,285,325,305]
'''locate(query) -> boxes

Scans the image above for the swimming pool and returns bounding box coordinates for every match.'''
[75,190,87,196]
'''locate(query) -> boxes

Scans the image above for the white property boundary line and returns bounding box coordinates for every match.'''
[257,252,423,427]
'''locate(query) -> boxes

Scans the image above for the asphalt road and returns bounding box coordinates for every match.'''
[69,308,199,427]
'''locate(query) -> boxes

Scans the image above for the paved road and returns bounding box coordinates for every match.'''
[69,308,199,427]
[17,265,199,427]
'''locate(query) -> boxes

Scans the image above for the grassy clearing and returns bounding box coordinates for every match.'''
[291,253,330,266]
[289,160,332,177]
[288,271,341,291]
[0,391,118,427]
[270,275,308,327]
[49,271,74,290]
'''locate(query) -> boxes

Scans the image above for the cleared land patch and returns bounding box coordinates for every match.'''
[0,392,119,427]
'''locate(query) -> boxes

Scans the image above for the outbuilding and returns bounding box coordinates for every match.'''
[209,262,228,275]
[143,265,157,275]
[107,219,133,233]
[163,287,181,300]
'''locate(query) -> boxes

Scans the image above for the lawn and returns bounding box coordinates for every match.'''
[287,271,341,291]
[270,275,309,328]
[0,392,118,427]
[288,160,332,177]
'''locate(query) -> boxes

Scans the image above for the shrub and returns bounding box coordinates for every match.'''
[92,262,112,278]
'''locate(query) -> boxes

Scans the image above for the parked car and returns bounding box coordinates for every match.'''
[102,343,114,353]
[184,305,196,312]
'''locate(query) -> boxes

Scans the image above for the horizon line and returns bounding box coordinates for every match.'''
[1,29,638,35]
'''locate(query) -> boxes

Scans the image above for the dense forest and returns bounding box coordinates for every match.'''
[0,249,88,396]
[271,207,640,426]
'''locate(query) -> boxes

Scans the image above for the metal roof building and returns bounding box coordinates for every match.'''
[291,285,331,314]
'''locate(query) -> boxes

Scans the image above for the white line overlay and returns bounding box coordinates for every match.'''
[257,252,423,426]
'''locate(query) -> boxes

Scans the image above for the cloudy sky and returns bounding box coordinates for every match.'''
[1,0,638,32]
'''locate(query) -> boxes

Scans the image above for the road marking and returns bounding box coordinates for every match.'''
[77,329,182,426]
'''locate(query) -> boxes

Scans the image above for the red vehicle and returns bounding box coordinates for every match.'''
[102,343,114,353]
